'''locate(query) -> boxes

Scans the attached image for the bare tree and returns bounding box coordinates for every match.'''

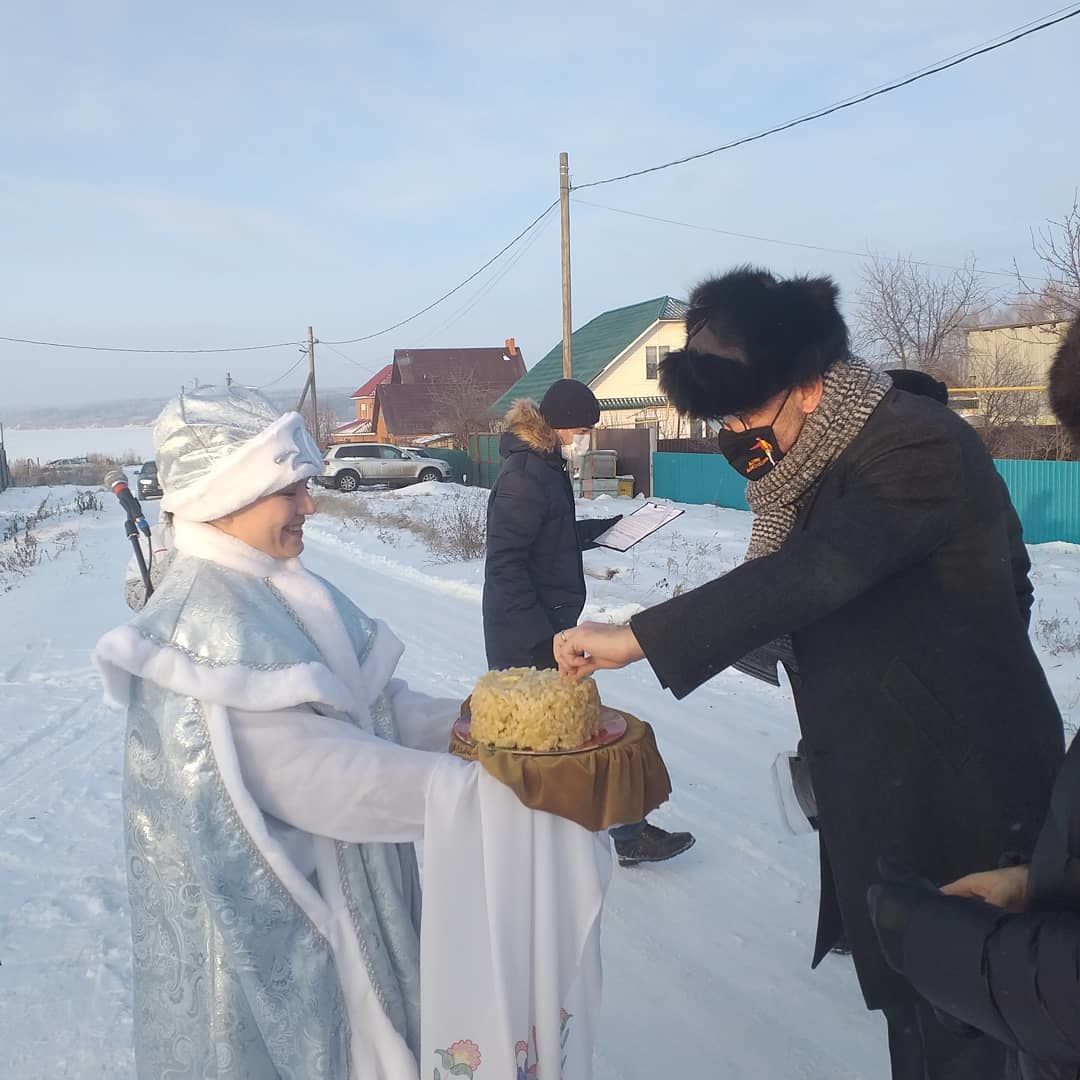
[428,371,499,451]
[854,254,992,381]
[1016,194,1080,320]
[303,404,339,450]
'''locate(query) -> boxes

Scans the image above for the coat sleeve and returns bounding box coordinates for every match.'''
[997,474,1034,629]
[630,426,961,698]
[385,677,460,753]
[576,516,620,552]
[485,468,555,651]
[230,705,469,845]
[898,893,1080,1065]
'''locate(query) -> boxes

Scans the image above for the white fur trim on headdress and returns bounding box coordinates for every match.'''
[161,411,322,522]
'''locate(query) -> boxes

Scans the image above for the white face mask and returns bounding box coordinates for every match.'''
[560,433,591,461]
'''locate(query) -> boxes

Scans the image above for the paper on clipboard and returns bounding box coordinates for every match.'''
[593,502,685,552]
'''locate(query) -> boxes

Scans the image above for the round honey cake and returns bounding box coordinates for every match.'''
[469,667,602,751]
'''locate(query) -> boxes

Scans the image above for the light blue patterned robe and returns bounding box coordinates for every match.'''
[98,552,425,1079]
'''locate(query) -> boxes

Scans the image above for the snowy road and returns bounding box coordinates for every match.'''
[1,489,905,1077]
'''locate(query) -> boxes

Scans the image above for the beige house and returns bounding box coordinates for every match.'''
[958,319,1068,426]
[491,297,699,437]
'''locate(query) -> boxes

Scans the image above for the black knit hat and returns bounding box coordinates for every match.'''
[659,265,850,418]
[887,368,948,405]
[539,379,601,428]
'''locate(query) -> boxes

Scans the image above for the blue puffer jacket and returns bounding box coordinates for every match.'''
[482,401,614,670]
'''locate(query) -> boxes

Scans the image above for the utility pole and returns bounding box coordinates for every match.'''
[559,151,573,379]
[307,326,318,443]
[296,327,319,443]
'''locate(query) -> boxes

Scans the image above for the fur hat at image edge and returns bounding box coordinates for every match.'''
[1049,316,1080,442]
[659,266,850,419]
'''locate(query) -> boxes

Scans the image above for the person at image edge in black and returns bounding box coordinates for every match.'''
[483,378,696,867]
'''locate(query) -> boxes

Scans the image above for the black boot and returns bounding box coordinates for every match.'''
[614,824,696,867]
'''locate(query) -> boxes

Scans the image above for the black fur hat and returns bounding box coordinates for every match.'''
[659,266,850,418]
[1049,317,1080,442]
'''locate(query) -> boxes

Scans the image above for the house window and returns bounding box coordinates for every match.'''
[645,345,669,380]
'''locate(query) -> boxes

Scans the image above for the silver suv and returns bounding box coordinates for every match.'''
[318,443,451,492]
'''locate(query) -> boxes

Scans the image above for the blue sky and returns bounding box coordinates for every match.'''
[1,1,1077,409]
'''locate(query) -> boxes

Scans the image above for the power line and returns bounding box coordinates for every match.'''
[257,352,308,390]
[0,334,302,355]
[573,198,1042,281]
[0,203,557,359]
[322,200,559,345]
[419,208,557,343]
[573,5,1080,190]
[320,341,366,368]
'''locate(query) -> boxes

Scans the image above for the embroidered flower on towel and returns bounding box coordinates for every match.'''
[434,1039,482,1078]
[449,1041,482,1070]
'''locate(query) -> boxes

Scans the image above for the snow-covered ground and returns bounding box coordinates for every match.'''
[1,427,154,463]
[3,480,1079,1078]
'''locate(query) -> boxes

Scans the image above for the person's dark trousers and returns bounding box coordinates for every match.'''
[883,1001,1016,1080]
[526,638,649,842]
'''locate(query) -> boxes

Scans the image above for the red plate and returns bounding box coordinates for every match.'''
[454,704,628,756]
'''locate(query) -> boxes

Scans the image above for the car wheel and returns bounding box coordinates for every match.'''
[337,471,360,493]
[417,468,441,484]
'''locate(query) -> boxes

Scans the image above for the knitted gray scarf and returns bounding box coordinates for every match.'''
[744,358,892,561]
[735,359,891,677]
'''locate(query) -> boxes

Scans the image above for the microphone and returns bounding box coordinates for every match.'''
[104,469,152,537]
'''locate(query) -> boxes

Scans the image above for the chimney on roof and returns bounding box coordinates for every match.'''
[504,337,518,357]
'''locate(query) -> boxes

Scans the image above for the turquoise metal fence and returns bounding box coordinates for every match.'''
[652,452,749,511]
[418,448,469,484]
[992,459,1080,545]
[467,433,501,488]
[652,452,1080,546]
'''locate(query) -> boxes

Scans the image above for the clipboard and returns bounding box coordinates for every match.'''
[592,501,685,552]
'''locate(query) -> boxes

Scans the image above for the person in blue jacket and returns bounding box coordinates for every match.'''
[482,379,695,866]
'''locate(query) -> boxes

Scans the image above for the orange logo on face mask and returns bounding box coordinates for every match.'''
[753,437,778,465]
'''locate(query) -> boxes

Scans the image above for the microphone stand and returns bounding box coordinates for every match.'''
[124,515,154,604]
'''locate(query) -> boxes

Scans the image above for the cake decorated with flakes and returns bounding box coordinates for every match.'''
[469,667,603,751]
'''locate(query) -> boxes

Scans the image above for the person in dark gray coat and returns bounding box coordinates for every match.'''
[483,379,696,866]
[555,267,1065,1079]
[868,315,1080,1080]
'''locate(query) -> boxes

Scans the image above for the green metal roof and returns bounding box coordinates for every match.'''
[491,296,687,415]
[596,396,668,410]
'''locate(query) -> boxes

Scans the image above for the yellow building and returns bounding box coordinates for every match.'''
[490,297,697,437]
[959,319,1068,425]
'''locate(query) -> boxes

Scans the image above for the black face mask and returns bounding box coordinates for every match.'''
[714,394,789,480]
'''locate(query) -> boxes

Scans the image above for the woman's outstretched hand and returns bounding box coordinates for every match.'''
[554,623,645,679]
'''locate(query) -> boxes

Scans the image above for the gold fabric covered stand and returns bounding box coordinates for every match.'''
[450,711,671,832]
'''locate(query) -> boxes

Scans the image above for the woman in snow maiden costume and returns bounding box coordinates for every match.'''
[94,387,610,1080]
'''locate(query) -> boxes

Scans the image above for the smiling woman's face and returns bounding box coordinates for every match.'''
[210,479,315,558]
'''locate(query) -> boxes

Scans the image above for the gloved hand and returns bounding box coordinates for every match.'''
[578,516,624,551]
[867,858,982,1040]
[867,857,941,972]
